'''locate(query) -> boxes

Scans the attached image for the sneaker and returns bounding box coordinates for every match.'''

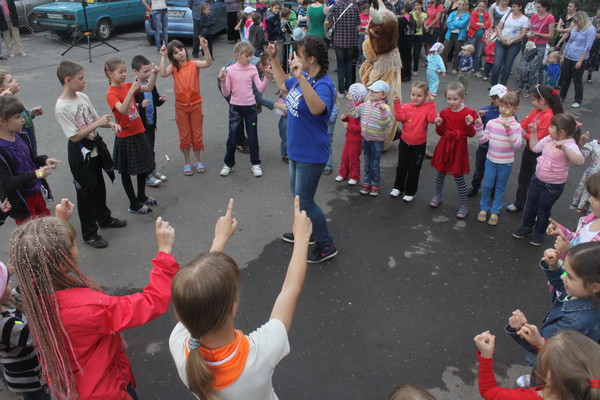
[488,214,499,226]
[146,176,161,187]
[220,165,234,176]
[477,210,487,222]
[506,204,521,212]
[474,71,483,78]
[513,226,532,239]
[467,187,479,197]
[323,168,332,175]
[335,175,345,182]
[571,102,581,108]
[390,188,401,198]
[99,218,127,228]
[337,92,345,99]
[430,195,442,208]
[282,232,316,245]
[456,205,468,219]
[530,234,543,246]
[452,69,458,75]
[251,164,263,177]
[85,235,108,249]
[402,195,415,202]
[369,186,379,196]
[348,179,358,186]
[153,171,167,181]
[482,76,489,81]
[360,184,371,195]
[307,243,338,263]
[516,375,531,388]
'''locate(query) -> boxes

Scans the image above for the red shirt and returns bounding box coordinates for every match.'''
[521,108,554,150]
[431,106,477,175]
[106,83,145,138]
[394,100,437,145]
[478,352,544,399]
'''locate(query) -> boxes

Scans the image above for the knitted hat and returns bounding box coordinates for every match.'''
[348,83,368,102]
[0,262,8,300]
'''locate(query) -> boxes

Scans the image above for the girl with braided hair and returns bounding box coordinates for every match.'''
[9,215,179,400]
[267,36,338,264]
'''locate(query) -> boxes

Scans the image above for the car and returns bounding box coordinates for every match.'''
[15,0,54,32]
[33,0,146,40]
[144,0,226,46]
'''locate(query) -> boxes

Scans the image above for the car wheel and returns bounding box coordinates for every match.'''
[27,13,44,33]
[147,35,155,45]
[95,19,112,40]
[54,30,72,40]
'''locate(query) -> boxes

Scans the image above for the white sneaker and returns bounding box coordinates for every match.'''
[474,72,483,78]
[220,165,234,176]
[390,188,401,198]
[348,179,358,186]
[335,175,344,182]
[337,92,345,99]
[403,195,415,202]
[571,102,581,108]
[153,171,167,181]
[482,76,488,81]
[251,164,263,177]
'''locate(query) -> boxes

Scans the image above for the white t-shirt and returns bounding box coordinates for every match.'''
[500,13,529,42]
[150,0,167,11]
[55,92,100,157]
[170,319,290,400]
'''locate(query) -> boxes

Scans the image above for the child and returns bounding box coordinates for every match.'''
[10,214,179,399]
[280,7,293,73]
[0,71,42,155]
[543,50,561,88]
[507,84,564,213]
[297,0,310,31]
[516,41,541,97]
[513,113,584,246]
[159,38,212,176]
[475,330,600,399]
[219,42,270,177]
[348,80,392,197]
[55,60,126,249]
[169,197,311,399]
[105,56,159,215]
[336,82,367,186]
[249,12,267,57]
[389,384,436,400]
[398,3,416,83]
[0,97,60,225]
[457,44,474,92]
[324,101,338,175]
[468,84,509,198]
[274,91,288,163]
[474,92,522,225]
[426,43,446,96]
[198,3,215,58]
[358,3,370,64]
[266,1,283,63]
[132,55,167,187]
[482,33,496,81]
[391,80,437,201]
[572,140,600,213]
[430,81,477,218]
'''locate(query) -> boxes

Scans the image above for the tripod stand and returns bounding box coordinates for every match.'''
[61,0,119,63]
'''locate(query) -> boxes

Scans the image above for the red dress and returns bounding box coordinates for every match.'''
[431,107,477,175]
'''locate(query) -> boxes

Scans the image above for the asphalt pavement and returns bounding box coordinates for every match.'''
[1,27,599,399]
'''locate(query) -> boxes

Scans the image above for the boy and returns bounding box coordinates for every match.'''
[467,84,508,197]
[249,12,267,57]
[457,44,474,92]
[0,97,60,225]
[297,0,310,30]
[543,51,561,88]
[280,7,293,73]
[55,60,126,248]
[132,55,167,187]
[266,1,283,64]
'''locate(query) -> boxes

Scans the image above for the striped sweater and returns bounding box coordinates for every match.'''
[348,100,392,141]
[475,116,522,164]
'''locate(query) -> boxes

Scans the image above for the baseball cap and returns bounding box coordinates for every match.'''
[244,6,254,13]
[367,80,390,94]
[461,44,475,53]
[489,84,508,98]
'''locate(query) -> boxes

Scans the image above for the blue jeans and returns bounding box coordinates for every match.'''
[224,104,260,167]
[491,40,521,86]
[522,176,565,238]
[480,160,512,215]
[335,46,358,93]
[289,159,333,248]
[152,9,169,52]
[467,35,484,71]
[278,116,287,156]
[326,124,334,170]
[362,139,384,186]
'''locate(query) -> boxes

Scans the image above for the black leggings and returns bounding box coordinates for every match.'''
[121,173,149,210]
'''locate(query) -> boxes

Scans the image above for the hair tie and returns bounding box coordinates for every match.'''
[105,64,109,71]
[590,379,600,389]
[552,89,558,97]
[576,121,582,127]
[188,336,201,350]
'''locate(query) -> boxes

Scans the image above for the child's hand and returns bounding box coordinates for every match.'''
[55,198,74,222]
[31,106,43,116]
[0,88,12,97]
[292,195,312,245]
[290,58,304,80]
[393,93,401,102]
[131,77,141,93]
[264,67,273,80]
[45,158,62,169]
[212,198,238,252]
[155,217,175,254]
[465,114,474,126]
[35,166,51,179]
[159,41,167,56]
[218,69,227,83]
[434,114,442,126]
[546,218,562,236]
[199,36,208,47]
[267,42,278,58]
[426,92,434,102]
[580,131,590,146]
[97,114,112,127]
[152,63,160,74]
[528,122,537,136]
[159,95,167,102]
[503,120,511,131]
[378,103,387,112]
[508,309,527,331]
[273,102,286,112]
[142,99,150,108]
[517,323,545,350]
[474,331,495,359]
[0,198,11,213]
[474,115,483,128]
[542,248,560,269]
[554,230,572,255]
[442,72,446,77]
[342,121,348,129]
[346,92,354,101]
[111,123,122,134]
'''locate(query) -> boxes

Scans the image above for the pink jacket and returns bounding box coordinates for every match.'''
[555,214,600,256]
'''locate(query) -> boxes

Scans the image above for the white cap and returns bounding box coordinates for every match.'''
[429,42,443,53]
[244,6,254,13]
[367,80,390,94]
[489,84,508,98]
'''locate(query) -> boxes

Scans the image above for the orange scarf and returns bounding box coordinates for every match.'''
[184,330,249,390]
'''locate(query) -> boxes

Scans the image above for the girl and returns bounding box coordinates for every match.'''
[169,196,311,400]
[572,140,600,213]
[336,82,367,186]
[105,57,159,214]
[426,43,446,96]
[430,81,477,218]
[466,1,492,79]
[219,41,270,178]
[9,215,179,399]
[159,38,212,176]
[198,3,215,58]
[391,81,437,202]
[508,84,563,213]
[389,384,436,400]
[398,2,417,82]
[513,113,584,246]
[474,92,522,226]
[475,330,600,399]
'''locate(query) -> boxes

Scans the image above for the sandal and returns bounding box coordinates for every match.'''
[143,197,159,206]
[195,162,206,173]
[128,205,153,214]
[183,165,193,176]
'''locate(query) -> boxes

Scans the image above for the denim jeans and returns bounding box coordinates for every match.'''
[278,116,287,156]
[466,35,484,71]
[362,139,384,186]
[224,104,260,167]
[491,40,521,86]
[289,159,333,248]
[335,46,358,93]
[152,9,169,52]
[481,160,512,215]
[522,176,565,238]
[471,141,489,189]
[326,123,334,170]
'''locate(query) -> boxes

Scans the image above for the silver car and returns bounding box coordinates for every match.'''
[15,0,54,32]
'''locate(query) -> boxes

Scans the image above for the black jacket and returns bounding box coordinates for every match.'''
[67,135,115,199]
[134,86,165,129]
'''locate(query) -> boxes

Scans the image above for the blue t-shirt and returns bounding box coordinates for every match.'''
[143,91,155,126]
[285,73,335,164]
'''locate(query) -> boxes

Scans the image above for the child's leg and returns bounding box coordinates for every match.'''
[454,174,468,205]
[521,176,542,229]
[405,142,426,196]
[279,117,287,156]
[244,105,260,166]
[480,159,496,212]
[513,149,539,210]
[339,138,350,178]
[224,104,242,168]
[533,181,565,239]
[371,141,384,186]
[14,192,51,225]
[435,171,445,196]
[490,163,513,215]
[192,19,200,56]
[393,138,410,191]
[348,139,362,181]
[470,142,488,190]
[175,104,193,165]
[121,174,143,211]
[427,70,439,94]
[362,139,373,185]
[189,104,205,163]
[484,62,493,78]
[207,35,214,57]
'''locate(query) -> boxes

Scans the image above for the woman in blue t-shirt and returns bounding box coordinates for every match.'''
[268,36,337,264]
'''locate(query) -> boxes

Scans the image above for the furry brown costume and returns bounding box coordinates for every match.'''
[359,0,402,150]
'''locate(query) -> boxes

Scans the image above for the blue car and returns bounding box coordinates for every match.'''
[34,0,146,40]
[145,0,226,45]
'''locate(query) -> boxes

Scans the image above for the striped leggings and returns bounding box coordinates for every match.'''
[435,171,468,205]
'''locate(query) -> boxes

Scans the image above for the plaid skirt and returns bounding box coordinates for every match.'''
[113,133,155,175]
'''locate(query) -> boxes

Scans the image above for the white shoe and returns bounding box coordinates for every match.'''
[348,179,358,186]
[153,171,167,181]
[251,164,263,177]
[220,165,234,176]
[482,76,488,81]
[390,188,401,198]
[337,92,345,99]
[335,175,344,182]
[403,195,415,202]
[571,102,581,108]
[474,72,483,78]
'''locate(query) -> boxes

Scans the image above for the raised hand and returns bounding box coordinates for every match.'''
[152,63,160,74]
[465,114,474,126]
[517,323,545,350]
[580,131,590,146]
[0,198,11,213]
[509,309,528,331]
[199,36,208,47]
[542,248,560,269]
[212,198,238,252]
[292,195,312,244]
[290,57,303,80]
[546,218,562,236]
[156,217,175,254]
[31,106,43,116]
[55,198,75,221]
[474,331,495,359]
[474,115,483,128]
[218,68,227,83]
[267,42,278,58]
[528,122,537,136]
[554,229,572,254]
[159,41,167,56]
[131,77,141,92]
[434,114,442,126]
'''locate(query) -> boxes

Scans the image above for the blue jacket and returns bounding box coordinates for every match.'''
[505,261,600,367]
[458,55,473,72]
[444,11,470,42]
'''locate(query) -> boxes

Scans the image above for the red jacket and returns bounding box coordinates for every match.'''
[478,352,544,399]
[467,10,491,37]
[485,41,496,64]
[521,108,554,150]
[394,100,437,146]
[54,252,179,399]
